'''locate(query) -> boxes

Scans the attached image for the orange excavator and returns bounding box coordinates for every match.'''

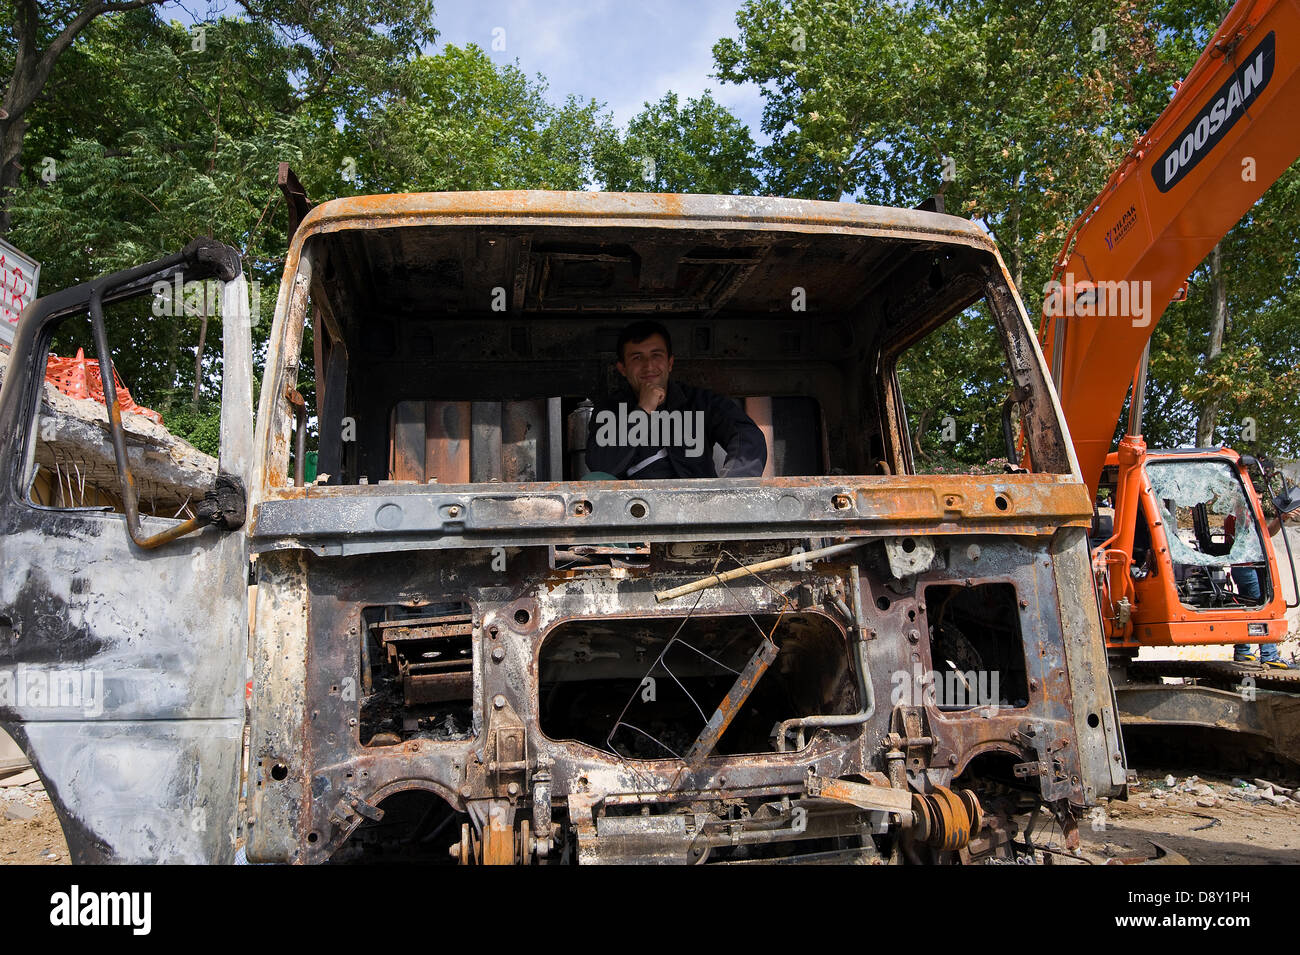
[1037,0,1300,762]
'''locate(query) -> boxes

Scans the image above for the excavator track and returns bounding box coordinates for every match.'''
[1116,661,1300,774]
[1126,660,1300,693]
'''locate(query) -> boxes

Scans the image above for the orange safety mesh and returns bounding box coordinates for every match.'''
[44,348,164,425]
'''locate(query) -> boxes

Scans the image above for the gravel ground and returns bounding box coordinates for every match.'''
[0,779,68,865]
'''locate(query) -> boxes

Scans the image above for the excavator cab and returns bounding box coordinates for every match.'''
[1097,448,1288,647]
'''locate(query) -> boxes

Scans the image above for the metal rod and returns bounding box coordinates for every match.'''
[1127,340,1151,438]
[655,539,868,602]
[776,564,876,751]
[685,636,779,762]
[91,284,203,549]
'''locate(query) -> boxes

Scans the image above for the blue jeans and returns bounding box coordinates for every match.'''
[1231,566,1281,663]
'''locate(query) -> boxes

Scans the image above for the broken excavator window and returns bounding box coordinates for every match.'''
[922,583,1029,710]
[22,294,220,518]
[538,612,857,757]
[893,298,1019,475]
[1145,460,1269,609]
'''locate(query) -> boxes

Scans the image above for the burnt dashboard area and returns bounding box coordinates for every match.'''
[245,530,1112,864]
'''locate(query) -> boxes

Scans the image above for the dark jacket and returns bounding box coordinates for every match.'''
[585,381,767,479]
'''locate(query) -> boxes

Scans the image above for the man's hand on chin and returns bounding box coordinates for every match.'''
[638,383,666,413]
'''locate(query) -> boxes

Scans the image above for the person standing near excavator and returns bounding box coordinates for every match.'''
[1226,507,1298,668]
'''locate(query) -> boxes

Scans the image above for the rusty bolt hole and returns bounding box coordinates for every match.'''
[573,500,592,516]
[270,763,288,781]
[514,608,531,626]
[1087,713,1100,728]
[901,537,916,553]
[832,494,851,510]
[876,595,891,611]
[628,500,648,519]
[307,832,319,844]
[994,494,1010,511]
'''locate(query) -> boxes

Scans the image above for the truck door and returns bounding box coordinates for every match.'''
[0,241,253,863]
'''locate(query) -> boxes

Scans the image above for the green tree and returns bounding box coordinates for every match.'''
[717,0,1300,464]
[714,0,1158,292]
[336,44,609,195]
[0,0,436,233]
[593,90,760,194]
[5,21,619,452]
[8,13,323,434]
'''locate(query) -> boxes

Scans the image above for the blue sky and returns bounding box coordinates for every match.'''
[171,0,768,143]
[429,1,766,139]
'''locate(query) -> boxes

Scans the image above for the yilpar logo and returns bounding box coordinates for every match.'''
[50,885,151,935]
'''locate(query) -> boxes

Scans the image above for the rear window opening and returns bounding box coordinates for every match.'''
[539,612,857,757]
[922,583,1030,710]
[386,394,825,484]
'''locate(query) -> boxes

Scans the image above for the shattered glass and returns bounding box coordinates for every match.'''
[1145,460,1264,567]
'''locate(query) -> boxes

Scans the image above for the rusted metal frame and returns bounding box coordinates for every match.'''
[287,193,1002,259]
[374,612,473,636]
[85,246,238,548]
[700,253,766,319]
[277,162,314,239]
[806,773,915,814]
[287,386,307,487]
[316,339,350,484]
[510,234,532,313]
[248,477,1093,557]
[982,266,1073,476]
[293,553,1088,853]
[258,249,312,489]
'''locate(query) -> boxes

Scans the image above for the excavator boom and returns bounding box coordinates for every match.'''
[1041,0,1300,497]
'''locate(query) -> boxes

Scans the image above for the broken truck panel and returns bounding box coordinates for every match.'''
[0,243,253,863]
[241,191,1125,864]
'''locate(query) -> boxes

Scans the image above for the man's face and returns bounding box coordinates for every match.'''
[617,333,673,396]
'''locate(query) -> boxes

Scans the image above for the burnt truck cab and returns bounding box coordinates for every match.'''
[0,193,1126,864]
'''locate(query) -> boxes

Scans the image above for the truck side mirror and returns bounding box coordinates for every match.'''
[1275,485,1300,515]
